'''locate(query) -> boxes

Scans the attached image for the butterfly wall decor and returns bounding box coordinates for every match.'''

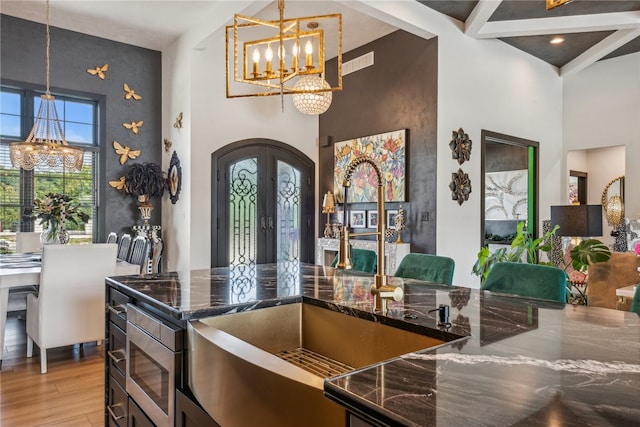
[113,141,141,165]
[173,112,183,129]
[123,83,142,102]
[164,138,173,152]
[108,176,126,191]
[123,120,144,135]
[86,64,109,80]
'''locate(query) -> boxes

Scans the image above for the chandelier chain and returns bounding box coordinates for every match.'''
[45,0,51,94]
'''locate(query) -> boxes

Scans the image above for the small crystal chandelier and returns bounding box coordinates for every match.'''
[226,0,342,115]
[9,0,84,171]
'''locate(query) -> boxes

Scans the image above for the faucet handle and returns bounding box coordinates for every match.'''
[370,284,404,301]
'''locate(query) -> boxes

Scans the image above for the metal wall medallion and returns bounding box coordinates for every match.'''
[449,127,472,165]
[449,168,472,205]
[168,151,182,204]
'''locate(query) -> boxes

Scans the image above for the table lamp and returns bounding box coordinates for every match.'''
[321,191,335,238]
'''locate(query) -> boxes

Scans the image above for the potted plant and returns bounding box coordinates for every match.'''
[32,193,89,244]
[124,163,167,225]
[473,221,611,300]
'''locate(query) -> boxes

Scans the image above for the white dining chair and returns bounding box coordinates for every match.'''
[16,231,42,253]
[26,243,117,373]
[10,232,42,315]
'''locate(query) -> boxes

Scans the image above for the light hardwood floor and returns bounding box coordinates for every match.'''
[0,314,105,427]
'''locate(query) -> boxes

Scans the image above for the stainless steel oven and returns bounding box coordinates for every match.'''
[126,304,182,427]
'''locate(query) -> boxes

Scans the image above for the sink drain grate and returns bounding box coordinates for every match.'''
[275,347,354,378]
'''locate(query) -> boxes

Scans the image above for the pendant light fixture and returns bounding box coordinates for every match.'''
[225,0,342,115]
[9,0,84,171]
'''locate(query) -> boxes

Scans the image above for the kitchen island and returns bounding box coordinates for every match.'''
[106,263,640,426]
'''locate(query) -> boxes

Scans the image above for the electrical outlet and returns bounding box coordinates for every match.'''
[421,212,429,221]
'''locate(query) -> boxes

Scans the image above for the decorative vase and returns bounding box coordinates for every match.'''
[137,194,153,225]
[58,229,70,245]
[40,222,70,245]
[40,224,59,245]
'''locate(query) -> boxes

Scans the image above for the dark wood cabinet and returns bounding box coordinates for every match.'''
[106,375,128,427]
[176,389,220,427]
[128,397,155,427]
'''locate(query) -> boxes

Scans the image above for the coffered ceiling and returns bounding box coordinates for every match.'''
[1,0,638,77]
[418,0,640,74]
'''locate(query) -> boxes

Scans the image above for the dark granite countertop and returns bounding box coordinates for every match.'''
[106,263,640,426]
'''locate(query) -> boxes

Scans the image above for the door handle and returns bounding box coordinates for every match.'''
[261,216,266,230]
[268,216,274,231]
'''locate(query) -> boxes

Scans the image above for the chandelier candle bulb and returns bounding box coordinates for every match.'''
[265,45,274,75]
[305,40,313,68]
[291,42,299,71]
[252,49,260,77]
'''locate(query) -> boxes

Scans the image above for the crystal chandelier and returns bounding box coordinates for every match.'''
[9,0,84,171]
[226,0,342,114]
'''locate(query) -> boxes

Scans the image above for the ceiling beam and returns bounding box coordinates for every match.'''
[337,0,438,41]
[560,27,640,77]
[470,11,640,39]
[465,0,503,38]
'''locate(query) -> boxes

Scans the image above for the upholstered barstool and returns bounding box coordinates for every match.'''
[331,248,377,274]
[393,253,455,286]
[482,262,567,303]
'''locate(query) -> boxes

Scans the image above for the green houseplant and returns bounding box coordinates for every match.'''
[473,221,611,293]
[124,163,167,225]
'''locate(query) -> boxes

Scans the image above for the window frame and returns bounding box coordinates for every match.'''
[0,80,104,243]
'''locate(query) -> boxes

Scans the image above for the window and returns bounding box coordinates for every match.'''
[0,85,99,252]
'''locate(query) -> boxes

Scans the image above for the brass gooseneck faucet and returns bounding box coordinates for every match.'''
[337,155,400,312]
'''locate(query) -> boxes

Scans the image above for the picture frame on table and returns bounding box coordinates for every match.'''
[387,210,399,230]
[367,211,378,229]
[349,210,366,228]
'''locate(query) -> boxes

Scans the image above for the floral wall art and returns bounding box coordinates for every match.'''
[334,129,406,203]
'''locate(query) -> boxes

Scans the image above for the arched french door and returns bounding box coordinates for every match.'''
[211,139,315,268]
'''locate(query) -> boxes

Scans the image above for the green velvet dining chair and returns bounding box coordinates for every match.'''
[482,262,567,303]
[330,248,377,274]
[630,285,640,315]
[393,253,455,286]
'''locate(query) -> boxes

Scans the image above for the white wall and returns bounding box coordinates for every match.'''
[567,146,625,246]
[188,29,319,269]
[563,52,640,219]
[433,17,563,288]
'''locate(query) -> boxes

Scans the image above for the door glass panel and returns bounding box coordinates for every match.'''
[228,158,257,267]
[276,160,301,264]
[276,160,302,297]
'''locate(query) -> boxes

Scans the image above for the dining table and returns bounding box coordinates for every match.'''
[0,251,140,363]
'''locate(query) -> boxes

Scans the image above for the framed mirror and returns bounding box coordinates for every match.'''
[481,130,539,248]
[602,175,624,226]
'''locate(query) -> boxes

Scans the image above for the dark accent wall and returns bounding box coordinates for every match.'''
[0,14,162,240]
[319,30,438,253]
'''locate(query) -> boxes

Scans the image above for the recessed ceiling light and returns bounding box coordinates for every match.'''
[550,37,565,45]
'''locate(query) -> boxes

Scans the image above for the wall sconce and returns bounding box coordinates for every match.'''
[321,191,335,238]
